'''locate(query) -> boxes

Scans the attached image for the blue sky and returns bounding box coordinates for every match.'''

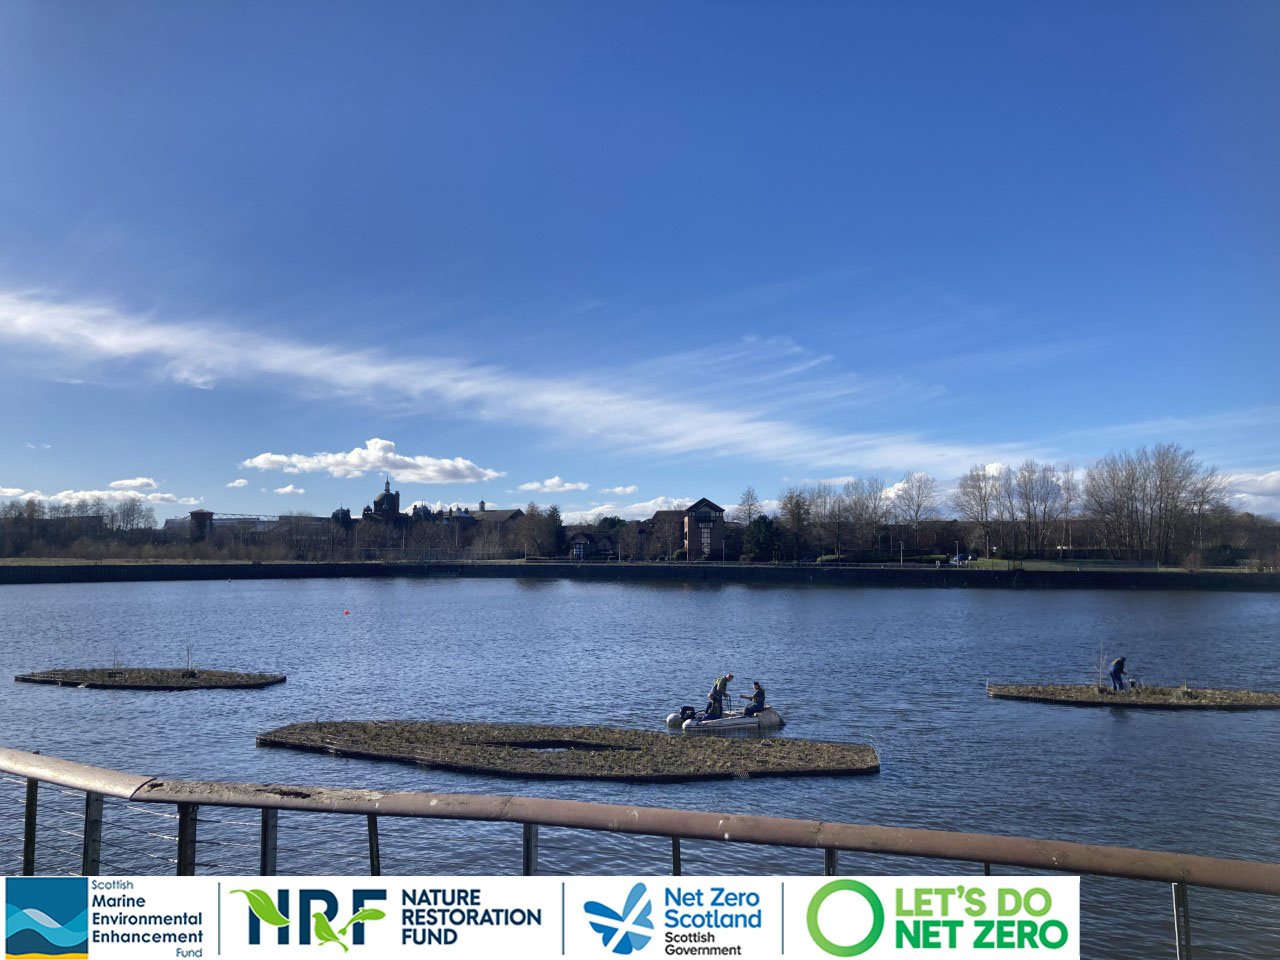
[1,1,1277,520]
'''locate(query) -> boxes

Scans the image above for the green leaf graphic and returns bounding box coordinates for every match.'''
[339,907,386,935]
[231,888,290,927]
[313,912,349,952]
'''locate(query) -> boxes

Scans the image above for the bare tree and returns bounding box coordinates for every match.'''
[1058,462,1078,554]
[893,472,938,548]
[844,477,889,551]
[1083,442,1223,564]
[1013,459,1064,557]
[733,486,762,526]
[113,498,156,532]
[951,465,1000,558]
[808,482,838,557]
[776,487,811,560]
[518,503,546,556]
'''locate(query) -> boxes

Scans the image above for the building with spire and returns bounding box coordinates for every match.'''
[362,477,403,524]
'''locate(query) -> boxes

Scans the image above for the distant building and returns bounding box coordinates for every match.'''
[683,498,725,559]
[566,528,617,561]
[362,479,404,524]
[470,501,525,529]
[639,499,725,559]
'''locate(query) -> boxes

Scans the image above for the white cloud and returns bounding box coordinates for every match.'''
[559,506,613,524]
[1,486,27,497]
[600,485,638,495]
[226,478,249,488]
[274,484,305,495]
[44,488,199,505]
[0,290,1031,475]
[407,500,473,513]
[109,476,157,490]
[517,476,589,493]
[24,442,51,450]
[241,437,502,484]
[1226,471,1280,517]
[562,495,695,524]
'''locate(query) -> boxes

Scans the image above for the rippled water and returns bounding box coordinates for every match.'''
[1,578,1278,957]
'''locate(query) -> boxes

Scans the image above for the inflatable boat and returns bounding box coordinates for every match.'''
[665,705,785,733]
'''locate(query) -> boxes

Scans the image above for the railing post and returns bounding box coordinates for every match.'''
[671,837,682,876]
[823,848,839,876]
[176,804,198,876]
[367,815,381,876]
[81,792,103,876]
[21,778,38,876]
[1172,882,1193,959]
[522,823,539,876]
[259,809,278,876]
[983,862,991,876]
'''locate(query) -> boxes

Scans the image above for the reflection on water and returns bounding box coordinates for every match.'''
[0,578,1277,958]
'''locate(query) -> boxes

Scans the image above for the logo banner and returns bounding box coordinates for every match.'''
[2,874,1078,959]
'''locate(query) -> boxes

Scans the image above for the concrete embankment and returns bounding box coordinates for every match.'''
[0,560,1277,590]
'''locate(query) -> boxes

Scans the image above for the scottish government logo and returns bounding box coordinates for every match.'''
[5,877,90,960]
[584,882,654,955]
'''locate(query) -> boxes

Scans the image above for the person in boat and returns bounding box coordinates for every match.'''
[705,672,733,719]
[1109,657,1128,692]
[739,681,766,718]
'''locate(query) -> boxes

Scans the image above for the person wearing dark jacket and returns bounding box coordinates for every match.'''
[740,681,766,718]
[1109,657,1128,692]
[705,672,733,719]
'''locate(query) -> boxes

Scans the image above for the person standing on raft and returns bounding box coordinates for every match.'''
[1109,657,1129,692]
[706,672,733,719]
[739,681,766,717]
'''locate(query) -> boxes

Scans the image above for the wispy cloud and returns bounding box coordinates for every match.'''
[274,484,305,495]
[24,441,52,450]
[0,288,1082,476]
[241,438,502,484]
[599,485,638,495]
[518,476,589,493]
[226,478,249,488]
[109,476,157,490]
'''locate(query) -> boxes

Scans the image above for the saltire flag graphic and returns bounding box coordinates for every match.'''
[584,882,654,955]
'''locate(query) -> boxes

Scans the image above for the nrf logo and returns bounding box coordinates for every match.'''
[584,883,654,955]
[233,887,387,950]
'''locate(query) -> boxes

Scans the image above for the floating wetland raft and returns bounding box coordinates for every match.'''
[257,721,880,783]
[15,667,286,692]
[988,683,1280,711]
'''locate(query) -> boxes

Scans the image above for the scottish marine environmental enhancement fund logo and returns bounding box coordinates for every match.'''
[584,883,654,955]
[5,877,90,960]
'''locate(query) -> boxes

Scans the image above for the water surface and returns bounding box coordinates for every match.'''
[1,578,1276,957]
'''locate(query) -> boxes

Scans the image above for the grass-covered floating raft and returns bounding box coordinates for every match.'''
[987,683,1280,711]
[257,721,880,783]
[15,667,286,691]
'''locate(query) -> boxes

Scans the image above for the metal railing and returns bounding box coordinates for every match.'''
[3,747,1278,958]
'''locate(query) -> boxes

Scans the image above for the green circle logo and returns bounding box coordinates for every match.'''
[806,880,885,957]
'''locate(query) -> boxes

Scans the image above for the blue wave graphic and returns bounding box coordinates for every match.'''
[5,903,89,948]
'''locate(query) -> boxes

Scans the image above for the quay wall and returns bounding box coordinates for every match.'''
[1,561,1278,591]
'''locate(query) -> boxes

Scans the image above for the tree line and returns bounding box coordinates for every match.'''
[731,442,1276,567]
[2,441,1277,567]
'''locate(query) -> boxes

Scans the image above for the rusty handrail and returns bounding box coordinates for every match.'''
[4,746,1279,896]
